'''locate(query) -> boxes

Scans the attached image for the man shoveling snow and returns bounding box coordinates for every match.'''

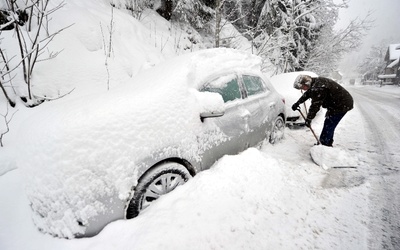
[291,74,354,147]
[291,75,354,168]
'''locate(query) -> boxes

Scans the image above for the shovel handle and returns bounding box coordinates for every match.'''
[297,108,320,145]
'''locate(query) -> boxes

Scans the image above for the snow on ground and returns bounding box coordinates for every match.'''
[2,86,388,250]
[1,0,400,248]
[0,96,377,249]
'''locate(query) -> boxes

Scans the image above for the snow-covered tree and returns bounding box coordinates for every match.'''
[304,7,372,76]
[172,0,214,30]
[357,42,387,79]
[247,0,322,74]
[217,0,371,75]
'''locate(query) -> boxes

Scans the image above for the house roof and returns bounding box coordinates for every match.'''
[387,57,399,68]
[388,43,400,60]
[378,74,396,79]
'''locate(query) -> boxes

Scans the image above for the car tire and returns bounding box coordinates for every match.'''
[126,162,192,219]
[269,116,285,144]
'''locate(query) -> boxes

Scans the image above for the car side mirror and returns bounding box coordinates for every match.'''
[191,89,225,122]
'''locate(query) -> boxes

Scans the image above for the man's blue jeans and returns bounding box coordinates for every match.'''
[319,112,347,146]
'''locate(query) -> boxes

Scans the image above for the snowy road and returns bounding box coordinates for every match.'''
[350,86,400,249]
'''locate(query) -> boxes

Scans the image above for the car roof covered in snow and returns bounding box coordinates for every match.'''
[125,48,262,91]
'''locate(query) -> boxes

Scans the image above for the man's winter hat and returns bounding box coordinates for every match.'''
[293,74,312,89]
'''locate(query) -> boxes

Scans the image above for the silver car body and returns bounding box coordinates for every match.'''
[17,48,285,238]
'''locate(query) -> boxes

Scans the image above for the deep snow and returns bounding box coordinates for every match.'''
[1,0,400,249]
[1,95,380,249]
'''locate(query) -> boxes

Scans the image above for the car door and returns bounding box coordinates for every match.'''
[199,73,251,169]
[240,74,273,147]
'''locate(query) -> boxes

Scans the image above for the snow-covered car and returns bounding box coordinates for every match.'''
[17,48,286,238]
[270,71,318,126]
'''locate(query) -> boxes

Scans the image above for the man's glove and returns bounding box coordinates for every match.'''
[291,102,300,111]
[304,118,312,128]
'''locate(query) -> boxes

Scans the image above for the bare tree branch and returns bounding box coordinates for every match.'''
[0,104,18,147]
[2,0,70,106]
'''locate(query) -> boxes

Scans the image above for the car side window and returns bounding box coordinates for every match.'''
[201,74,241,103]
[242,75,266,96]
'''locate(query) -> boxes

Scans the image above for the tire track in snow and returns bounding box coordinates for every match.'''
[350,87,400,249]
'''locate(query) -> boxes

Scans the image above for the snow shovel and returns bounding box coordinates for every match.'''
[297,108,320,145]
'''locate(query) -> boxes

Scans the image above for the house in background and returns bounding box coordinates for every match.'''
[361,71,378,85]
[378,43,400,85]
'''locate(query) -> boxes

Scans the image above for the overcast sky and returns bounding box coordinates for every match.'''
[335,0,400,77]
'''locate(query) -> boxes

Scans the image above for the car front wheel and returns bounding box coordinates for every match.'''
[126,162,192,219]
[269,116,285,144]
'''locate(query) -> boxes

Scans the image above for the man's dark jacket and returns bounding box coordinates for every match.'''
[296,77,354,120]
